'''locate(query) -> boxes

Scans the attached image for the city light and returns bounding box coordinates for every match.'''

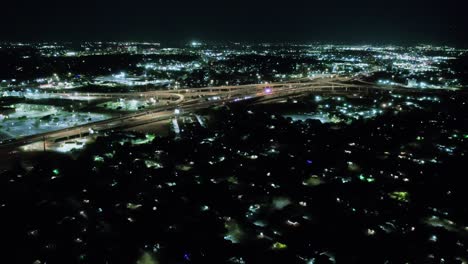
[0,41,467,263]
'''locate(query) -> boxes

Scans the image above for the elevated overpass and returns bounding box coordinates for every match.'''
[0,76,458,150]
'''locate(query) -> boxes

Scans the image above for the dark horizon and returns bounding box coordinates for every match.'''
[2,0,467,47]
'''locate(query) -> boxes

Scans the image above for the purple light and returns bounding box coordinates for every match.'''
[265,88,272,94]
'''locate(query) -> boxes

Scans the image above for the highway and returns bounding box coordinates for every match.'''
[0,76,455,150]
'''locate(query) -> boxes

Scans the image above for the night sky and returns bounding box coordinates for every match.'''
[1,0,466,46]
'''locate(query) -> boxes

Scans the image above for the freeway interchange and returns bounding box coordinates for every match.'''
[0,75,453,150]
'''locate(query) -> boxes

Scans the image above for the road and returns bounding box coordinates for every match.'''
[0,76,455,150]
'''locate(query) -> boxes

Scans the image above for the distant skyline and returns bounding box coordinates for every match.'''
[1,0,466,47]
